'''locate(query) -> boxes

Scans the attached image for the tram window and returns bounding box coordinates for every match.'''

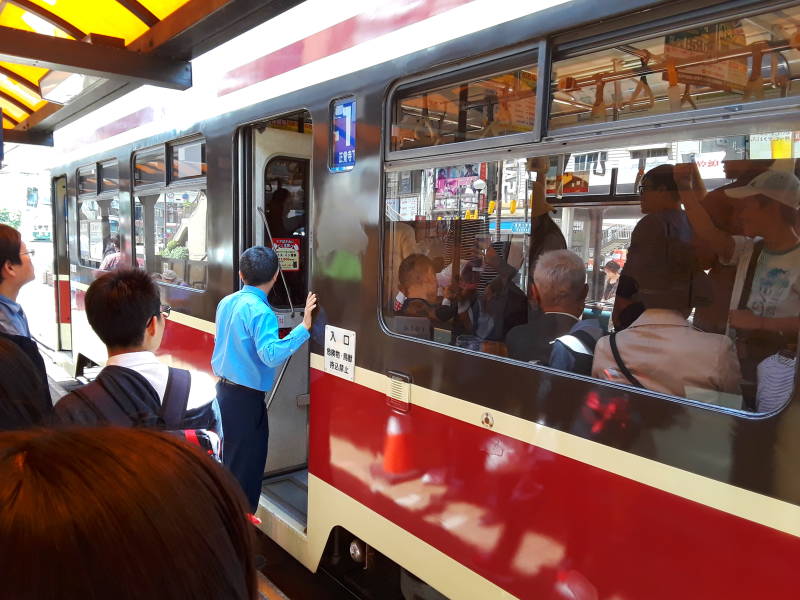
[171,140,206,181]
[383,132,800,413]
[77,165,97,196]
[134,149,166,187]
[391,62,537,151]
[134,189,208,290]
[78,197,120,269]
[549,6,800,131]
[99,161,119,192]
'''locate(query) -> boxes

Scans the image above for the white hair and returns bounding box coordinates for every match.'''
[533,250,587,306]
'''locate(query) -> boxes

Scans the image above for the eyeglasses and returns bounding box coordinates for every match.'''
[20,249,35,257]
[160,304,171,318]
[637,184,647,195]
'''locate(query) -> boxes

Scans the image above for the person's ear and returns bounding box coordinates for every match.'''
[238,270,246,284]
[144,314,159,338]
[272,269,280,283]
[581,282,589,301]
[531,282,542,306]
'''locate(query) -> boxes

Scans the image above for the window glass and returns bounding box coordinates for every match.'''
[264,157,308,309]
[99,161,119,192]
[134,148,166,187]
[383,130,800,414]
[549,7,800,131]
[77,165,97,196]
[392,62,537,151]
[171,140,206,180]
[134,189,208,290]
[78,197,120,269]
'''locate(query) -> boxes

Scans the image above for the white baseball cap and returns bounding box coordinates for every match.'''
[726,169,800,209]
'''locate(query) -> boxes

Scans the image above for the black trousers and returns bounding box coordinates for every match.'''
[215,381,268,512]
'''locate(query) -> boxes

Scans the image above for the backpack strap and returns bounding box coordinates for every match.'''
[609,332,646,389]
[161,367,191,428]
[738,238,765,310]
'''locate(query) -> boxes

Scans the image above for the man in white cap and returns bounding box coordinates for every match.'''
[679,165,800,402]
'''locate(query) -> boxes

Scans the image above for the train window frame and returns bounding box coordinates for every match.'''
[133,146,167,189]
[544,1,800,140]
[132,138,209,294]
[385,41,546,162]
[76,160,121,270]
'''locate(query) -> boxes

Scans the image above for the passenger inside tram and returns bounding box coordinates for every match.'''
[677,163,800,410]
[506,249,602,374]
[384,142,800,412]
[0,428,258,600]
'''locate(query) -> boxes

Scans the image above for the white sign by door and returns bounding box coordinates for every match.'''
[324,325,356,381]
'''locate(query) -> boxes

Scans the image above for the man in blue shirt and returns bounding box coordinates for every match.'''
[212,246,316,509]
[0,224,35,338]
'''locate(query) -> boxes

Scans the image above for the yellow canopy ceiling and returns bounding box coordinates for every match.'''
[0,0,192,133]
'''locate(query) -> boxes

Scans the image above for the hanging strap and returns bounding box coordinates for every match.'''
[609,332,646,389]
[161,367,191,429]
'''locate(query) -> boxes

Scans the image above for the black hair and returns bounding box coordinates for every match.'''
[85,268,161,348]
[0,224,22,283]
[0,428,257,600]
[603,261,621,273]
[641,164,678,193]
[0,337,52,430]
[240,246,279,286]
[398,254,434,293]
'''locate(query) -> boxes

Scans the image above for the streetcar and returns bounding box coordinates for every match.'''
[47,1,800,597]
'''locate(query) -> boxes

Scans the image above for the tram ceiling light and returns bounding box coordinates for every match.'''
[40,71,106,105]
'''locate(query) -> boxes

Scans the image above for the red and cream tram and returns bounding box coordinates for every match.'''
[46,0,800,597]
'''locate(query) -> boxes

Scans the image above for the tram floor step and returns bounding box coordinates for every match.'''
[261,469,308,525]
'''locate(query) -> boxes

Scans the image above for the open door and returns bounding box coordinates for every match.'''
[240,111,312,527]
[51,175,72,353]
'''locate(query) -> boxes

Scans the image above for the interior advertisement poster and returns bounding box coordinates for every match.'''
[273,237,301,271]
[331,98,356,172]
[663,21,747,91]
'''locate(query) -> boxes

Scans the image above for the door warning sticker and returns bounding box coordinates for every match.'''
[273,238,300,271]
[324,325,356,381]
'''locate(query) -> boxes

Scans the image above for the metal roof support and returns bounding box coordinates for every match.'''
[3,128,53,146]
[0,26,192,90]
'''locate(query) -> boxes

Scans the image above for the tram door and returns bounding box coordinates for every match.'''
[242,111,312,513]
[51,175,72,353]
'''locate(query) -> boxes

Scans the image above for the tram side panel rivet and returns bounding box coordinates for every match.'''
[481,412,494,428]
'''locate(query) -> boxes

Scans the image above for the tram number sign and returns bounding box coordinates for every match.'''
[273,237,300,271]
[331,98,356,172]
[325,325,356,381]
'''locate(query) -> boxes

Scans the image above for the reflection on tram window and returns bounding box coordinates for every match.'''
[134,189,208,291]
[383,132,800,413]
[99,160,119,193]
[550,7,800,130]
[392,62,537,151]
[172,140,207,181]
[134,148,166,187]
[78,197,120,270]
[77,165,97,196]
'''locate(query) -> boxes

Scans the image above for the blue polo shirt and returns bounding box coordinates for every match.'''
[0,294,30,337]
[211,285,309,392]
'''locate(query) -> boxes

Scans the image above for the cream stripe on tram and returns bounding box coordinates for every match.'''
[310,353,800,539]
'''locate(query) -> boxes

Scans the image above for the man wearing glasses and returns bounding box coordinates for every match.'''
[56,269,220,436]
[0,224,36,338]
